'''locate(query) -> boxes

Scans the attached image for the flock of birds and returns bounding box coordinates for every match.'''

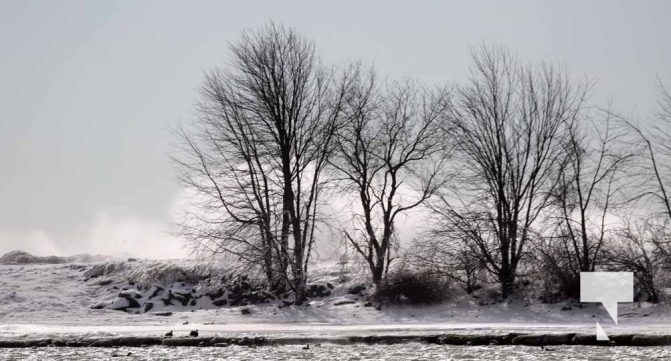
[163,330,198,338]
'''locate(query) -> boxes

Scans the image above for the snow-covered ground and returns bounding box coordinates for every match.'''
[1,258,671,341]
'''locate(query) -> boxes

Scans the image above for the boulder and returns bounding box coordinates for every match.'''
[146,286,164,300]
[307,284,331,298]
[212,299,227,307]
[347,284,367,295]
[117,291,141,309]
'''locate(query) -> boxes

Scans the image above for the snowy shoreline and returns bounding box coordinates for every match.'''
[3,332,671,348]
[3,258,671,350]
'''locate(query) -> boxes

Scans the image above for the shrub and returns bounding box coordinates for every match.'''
[376,270,451,304]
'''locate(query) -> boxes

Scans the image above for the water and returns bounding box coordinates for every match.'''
[2,344,670,360]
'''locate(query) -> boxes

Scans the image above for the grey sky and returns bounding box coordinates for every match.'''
[0,0,669,258]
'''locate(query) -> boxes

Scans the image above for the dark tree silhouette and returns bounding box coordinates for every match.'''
[174,23,350,303]
[431,46,588,298]
[330,66,451,286]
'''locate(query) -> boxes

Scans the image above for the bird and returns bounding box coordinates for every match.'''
[190,330,199,337]
[302,344,310,350]
[164,330,173,338]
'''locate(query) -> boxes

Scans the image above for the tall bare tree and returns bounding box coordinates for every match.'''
[539,111,634,296]
[173,70,284,289]
[174,23,349,303]
[330,66,451,286]
[626,82,671,221]
[431,46,588,298]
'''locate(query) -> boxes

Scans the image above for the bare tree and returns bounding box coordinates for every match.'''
[173,70,285,289]
[330,66,451,286]
[538,111,634,296]
[605,218,671,303]
[431,46,588,298]
[174,23,349,303]
[624,81,671,221]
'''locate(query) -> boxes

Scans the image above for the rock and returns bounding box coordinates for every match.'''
[241,308,252,315]
[334,300,356,306]
[307,284,331,298]
[169,290,192,306]
[143,302,154,313]
[98,279,113,286]
[110,298,131,311]
[347,284,367,295]
[91,302,107,310]
[153,312,173,317]
[117,291,141,309]
[207,288,225,300]
[326,283,334,289]
[212,298,228,307]
[146,286,164,300]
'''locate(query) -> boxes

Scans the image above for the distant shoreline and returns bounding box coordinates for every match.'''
[2,333,671,348]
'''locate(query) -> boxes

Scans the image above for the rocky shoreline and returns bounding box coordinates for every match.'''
[2,333,671,348]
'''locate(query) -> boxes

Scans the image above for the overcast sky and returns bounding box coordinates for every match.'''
[0,0,669,258]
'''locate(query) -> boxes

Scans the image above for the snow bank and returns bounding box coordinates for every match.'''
[0,250,111,265]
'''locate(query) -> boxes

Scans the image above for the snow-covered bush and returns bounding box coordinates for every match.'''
[83,261,126,280]
[125,261,215,289]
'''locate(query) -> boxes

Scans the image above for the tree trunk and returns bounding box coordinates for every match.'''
[500,269,515,299]
[371,262,384,286]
